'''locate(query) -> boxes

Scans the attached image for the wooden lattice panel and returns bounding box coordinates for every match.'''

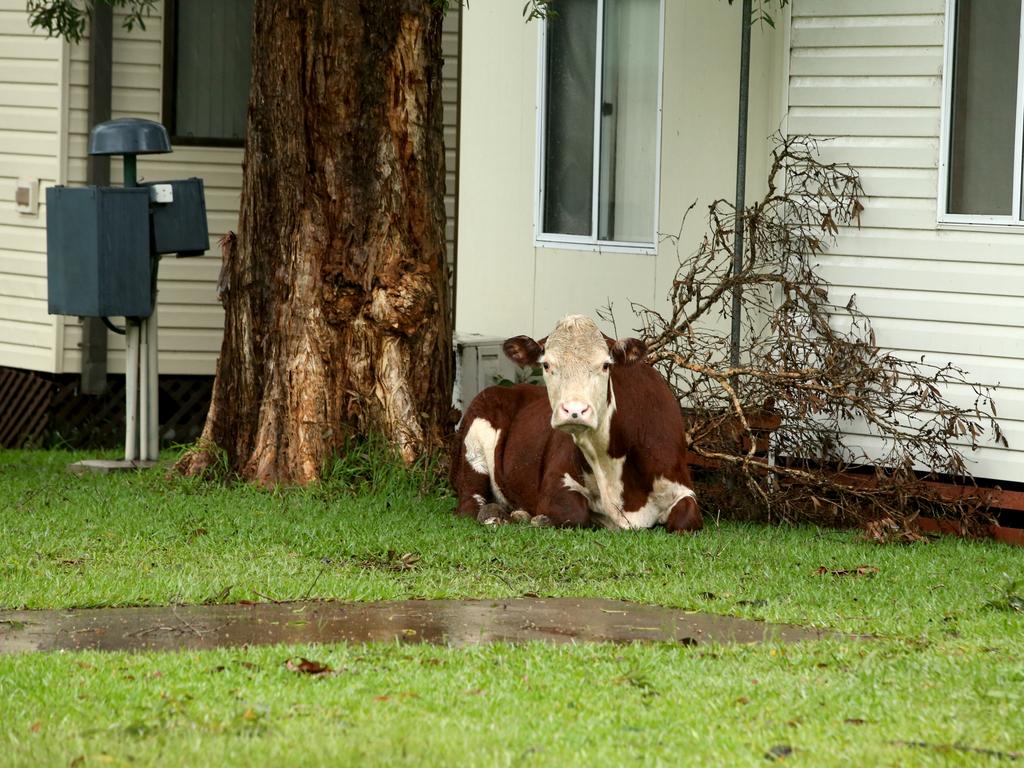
[0,367,213,450]
[0,368,53,448]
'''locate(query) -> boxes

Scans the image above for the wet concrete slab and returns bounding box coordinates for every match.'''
[0,597,843,654]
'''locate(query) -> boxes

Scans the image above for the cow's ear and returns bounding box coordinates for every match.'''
[503,335,544,367]
[611,337,647,365]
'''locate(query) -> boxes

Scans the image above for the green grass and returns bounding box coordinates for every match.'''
[1,447,1023,766]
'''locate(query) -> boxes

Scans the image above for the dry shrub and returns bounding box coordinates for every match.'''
[636,134,1006,538]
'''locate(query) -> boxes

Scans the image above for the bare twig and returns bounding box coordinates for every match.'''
[637,134,1004,537]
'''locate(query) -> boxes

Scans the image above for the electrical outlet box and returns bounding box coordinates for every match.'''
[15,178,38,215]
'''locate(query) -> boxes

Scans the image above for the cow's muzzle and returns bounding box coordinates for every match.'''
[552,401,597,431]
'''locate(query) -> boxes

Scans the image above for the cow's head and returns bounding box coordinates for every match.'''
[503,315,647,434]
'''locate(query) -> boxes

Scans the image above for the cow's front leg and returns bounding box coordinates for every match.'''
[535,486,591,528]
[452,457,493,519]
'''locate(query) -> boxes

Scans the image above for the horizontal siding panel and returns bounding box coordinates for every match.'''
[831,229,1024,267]
[793,0,945,16]
[890,351,1024,394]
[791,15,944,48]
[812,137,937,168]
[153,304,224,329]
[857,168,937,198]
[790,47,942,77]
[788,107,939,138]
[0,8,43,30]
[0,251,46,277]
[68,86,158,115]
[0,222,47,252]
[158,257,222,283]
[156,282,219,305]
[840,433,1022,482]
[0,106,58,133]
[789,76,940,107]
[61,155,245,190]
[0,82,59,109]
[852,196,936,229]
[0,295,49,324]
[0,130,57,156]
[205,213,240,237]
[837,385,1024,428]
[69,61,162,90]
[0,37,61,60]
[0,273,46,301]
[62,349,217,376]
[0,343,51,371]
[830,316,1024,360]
[832,286,1024,327]
[0,317,51,347]
[0,204,49,227]
[61,303,225,330]
[818,255,1024,298]
[0,58,59,85]
[64,326,223,354]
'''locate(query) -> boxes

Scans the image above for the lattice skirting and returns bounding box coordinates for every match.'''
[0,367,212,450]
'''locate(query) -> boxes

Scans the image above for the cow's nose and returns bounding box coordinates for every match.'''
[561,402,590,420]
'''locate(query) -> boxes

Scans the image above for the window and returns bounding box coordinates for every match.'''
[162,0,253,146]
[537,0,663,248]
[941,0,1024,222]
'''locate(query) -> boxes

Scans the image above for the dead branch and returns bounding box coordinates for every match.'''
[637,134,1004,537]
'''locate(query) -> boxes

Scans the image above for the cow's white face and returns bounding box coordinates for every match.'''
[503,315,647,436]
[538,316,612,432]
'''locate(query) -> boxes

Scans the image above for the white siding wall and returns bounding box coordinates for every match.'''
[787,0,1024,481]
[0,1,62,371]
[456,1,783,340]
[3,2,461,376]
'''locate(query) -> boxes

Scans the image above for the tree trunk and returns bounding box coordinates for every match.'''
[177,0,452,485]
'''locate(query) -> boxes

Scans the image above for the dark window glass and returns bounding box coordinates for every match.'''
[947,0,1021,215]
[543,0,597,237]
[541,0,660,243]
[164,0,253,145]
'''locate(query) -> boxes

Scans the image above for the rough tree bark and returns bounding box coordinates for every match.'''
[177,0,452,485]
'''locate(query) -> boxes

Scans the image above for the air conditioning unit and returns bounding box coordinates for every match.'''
[453,333,520,412]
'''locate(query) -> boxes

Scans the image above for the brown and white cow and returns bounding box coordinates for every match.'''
[451,315,701,532]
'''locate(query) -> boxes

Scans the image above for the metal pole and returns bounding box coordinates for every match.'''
[147,301,159,460]
[139,313,150,459]
[731,0,752,371]
[125,322,140,461]
[122,153,143,462]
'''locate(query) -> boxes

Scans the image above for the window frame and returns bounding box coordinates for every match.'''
[533,0,666,254]
[161,0,249,148]
[938,0,1024,227]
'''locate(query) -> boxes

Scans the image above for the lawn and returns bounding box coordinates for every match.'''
[1,447,1022,766]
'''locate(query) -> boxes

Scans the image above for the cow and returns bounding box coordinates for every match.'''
[450,314,701,532]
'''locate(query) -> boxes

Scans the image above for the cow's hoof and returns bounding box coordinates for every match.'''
[510,509,531,524]
[477,503,509,524]
[530,514,552,528]
[482,516,504,526]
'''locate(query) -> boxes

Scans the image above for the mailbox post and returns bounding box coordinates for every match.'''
[90,118,170,464]
[46,118,209,468]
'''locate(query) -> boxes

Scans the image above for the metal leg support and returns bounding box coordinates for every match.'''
[124,320,140,461]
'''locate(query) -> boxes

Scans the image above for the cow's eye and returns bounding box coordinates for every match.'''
[602,362,611,372]
[542,362,550,372]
